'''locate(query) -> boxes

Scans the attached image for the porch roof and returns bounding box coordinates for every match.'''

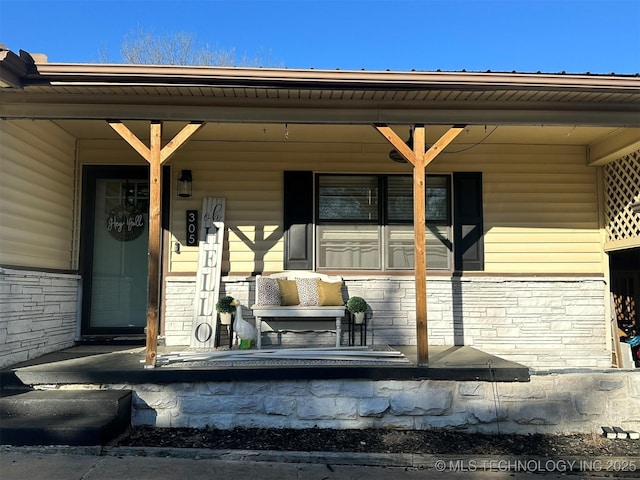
[1,48,639,127]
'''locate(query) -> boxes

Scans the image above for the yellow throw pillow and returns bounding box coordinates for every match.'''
[316,279,345,306]
[277,278,300,306]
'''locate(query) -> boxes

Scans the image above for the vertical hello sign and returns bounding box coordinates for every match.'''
[190,197,226,348]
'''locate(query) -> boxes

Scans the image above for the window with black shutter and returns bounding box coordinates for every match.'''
[283,171,483,272]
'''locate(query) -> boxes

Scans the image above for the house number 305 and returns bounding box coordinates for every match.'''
[186,210,198,246]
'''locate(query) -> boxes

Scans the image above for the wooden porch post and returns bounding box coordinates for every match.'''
[108,120,205,368]
[374,124,465,366]
[412,127,428,365]
[146,121,162,367]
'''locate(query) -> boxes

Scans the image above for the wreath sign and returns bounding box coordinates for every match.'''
[106,206,145,241]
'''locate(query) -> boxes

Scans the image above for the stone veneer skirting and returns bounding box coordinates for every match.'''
[164,275,610,370]
[61,370,639,435]
[0,268,79,369]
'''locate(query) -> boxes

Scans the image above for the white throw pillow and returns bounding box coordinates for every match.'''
[296,277,319,306]
[256,277,280,306]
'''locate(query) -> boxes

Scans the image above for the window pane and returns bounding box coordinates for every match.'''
[426,225,452,269]
[387,176,413,222]
[426,176,449,222]
[386,225,452,270]
[318,176,378,221]
[386,225,414,268]
[388,175,449,222]
[317,225,380,269]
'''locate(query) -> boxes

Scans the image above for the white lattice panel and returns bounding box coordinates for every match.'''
[604,150,640,242]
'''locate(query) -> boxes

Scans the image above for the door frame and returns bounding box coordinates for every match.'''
[79,165,170,337]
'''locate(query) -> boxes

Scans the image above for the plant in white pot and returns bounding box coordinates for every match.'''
[216,295,236,325]
[346,296,368,324]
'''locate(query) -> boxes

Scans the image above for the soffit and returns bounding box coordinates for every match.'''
[1,59,639,126]
[4,84,638,127]
[15,83,640,105]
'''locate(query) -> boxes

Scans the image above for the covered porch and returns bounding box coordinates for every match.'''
[1,49,639,373]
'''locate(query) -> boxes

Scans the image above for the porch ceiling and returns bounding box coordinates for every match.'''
[40,120,634,151]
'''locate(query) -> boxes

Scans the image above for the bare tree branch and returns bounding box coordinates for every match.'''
[109,28,282,67]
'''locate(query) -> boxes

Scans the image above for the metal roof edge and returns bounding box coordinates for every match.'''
[0,49,29,88]
[28,62,640,92]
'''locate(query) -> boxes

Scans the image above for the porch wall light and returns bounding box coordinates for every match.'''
[177,169,193,198]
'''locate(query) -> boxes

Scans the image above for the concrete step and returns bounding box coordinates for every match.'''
[0,385,32,397]
[0,390,131,446]
[0,371,32,397]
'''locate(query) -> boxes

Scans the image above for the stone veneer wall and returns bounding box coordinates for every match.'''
[163,275,610,370]
[72,370,639,434]
[163,276,199,346]
[0,268,79,369]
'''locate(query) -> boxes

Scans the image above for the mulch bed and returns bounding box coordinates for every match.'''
[118,426,639,457]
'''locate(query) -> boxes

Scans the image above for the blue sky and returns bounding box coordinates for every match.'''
[1,0,639,73]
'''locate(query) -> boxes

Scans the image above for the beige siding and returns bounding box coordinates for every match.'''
[0,120,76,269]
[79,137,603,275]
[448,144,602,273]
[77,139,149,166]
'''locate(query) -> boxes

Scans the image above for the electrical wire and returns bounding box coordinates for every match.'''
[445,125,499,153]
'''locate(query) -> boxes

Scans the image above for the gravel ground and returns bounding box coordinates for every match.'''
[118,426,639,457]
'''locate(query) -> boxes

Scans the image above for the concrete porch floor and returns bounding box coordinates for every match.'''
[1,345,530,389]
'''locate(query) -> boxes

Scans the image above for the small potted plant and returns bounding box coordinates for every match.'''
[347,296,368,324]
[216,295,237,325]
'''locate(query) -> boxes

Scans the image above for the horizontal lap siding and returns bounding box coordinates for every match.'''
[77,139,150,166]
[0,120,76,269]
[428,144,601,274]
[169,147,285,274]
[164,140,416,273]
[79,138,602,275]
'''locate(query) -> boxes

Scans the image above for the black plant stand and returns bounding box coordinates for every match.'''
[214,314,234,348]
[348,313,367,346]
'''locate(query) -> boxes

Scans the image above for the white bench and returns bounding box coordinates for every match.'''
[251,271,346,349]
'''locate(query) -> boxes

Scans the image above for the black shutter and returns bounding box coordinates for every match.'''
[454,172,484,271]
[284,171,313,270]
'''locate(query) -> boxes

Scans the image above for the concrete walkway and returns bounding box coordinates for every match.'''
[1,446,637,479]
